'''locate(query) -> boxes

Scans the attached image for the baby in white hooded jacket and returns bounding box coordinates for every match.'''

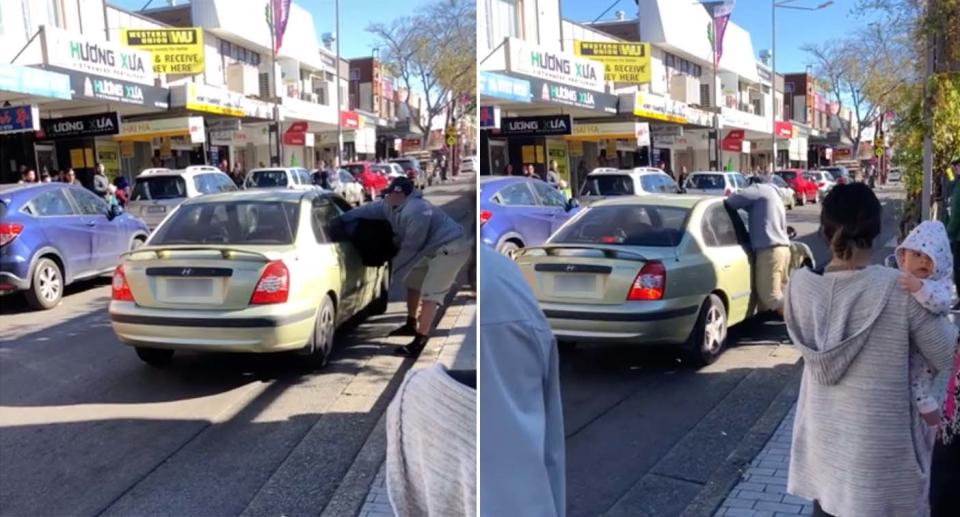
[896,220,956,426]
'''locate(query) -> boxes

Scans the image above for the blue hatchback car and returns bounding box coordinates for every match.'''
[0,183,149,309]
[479,176,579,257]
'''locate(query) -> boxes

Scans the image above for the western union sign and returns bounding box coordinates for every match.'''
[120,28,204,75]
[574,40,651,84]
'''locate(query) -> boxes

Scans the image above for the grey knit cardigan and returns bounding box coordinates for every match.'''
[386,364,476,516]
[784,266,957,517]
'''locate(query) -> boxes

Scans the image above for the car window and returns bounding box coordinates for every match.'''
[660,175,680,193]
[497,182,538,206]
[310,196,344,243]
[581,174,635,196]
[339,170,355,183]
[640,175,660,193]
[688,174,725,189]
[69,188,109,216]
[29,188,76,216]
[701,204,739,247]
[735,174,748,188]
[152,201,300,245]
[344,165,366,176]
[247,170,289,188]
[217,174,238,192]
[777,171,797,180]
[297,170,313,185]
[531,180,566,207]
[552,205,688,247]
[770,175,788,188]
[132,176,187,200]
[194,174,220,194]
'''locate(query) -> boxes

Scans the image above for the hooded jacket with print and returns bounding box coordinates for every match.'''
[897,220,954,315]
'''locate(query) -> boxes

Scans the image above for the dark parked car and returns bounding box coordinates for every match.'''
[0,183,149,309]
[389,157,428,190]
[480,176,579,257]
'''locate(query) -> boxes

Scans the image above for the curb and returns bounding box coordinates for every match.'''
[680,374,801,517]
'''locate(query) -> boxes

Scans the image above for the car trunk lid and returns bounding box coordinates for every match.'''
[515,244,675,305]
[121,245,294,310]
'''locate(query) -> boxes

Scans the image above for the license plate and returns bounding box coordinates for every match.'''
[147,206,166,214]
[166,278,213,298]
[553,274,596,293]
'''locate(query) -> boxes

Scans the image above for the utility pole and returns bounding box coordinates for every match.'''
[921,0,936,220]
[267,3,281,166]
[712,13,721,171]
[771,1,777,172]
[335,0,343,166]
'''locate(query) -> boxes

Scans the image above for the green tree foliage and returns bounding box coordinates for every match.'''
[367,0,476,149]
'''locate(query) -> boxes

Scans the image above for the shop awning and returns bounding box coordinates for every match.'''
[114,116,205,143]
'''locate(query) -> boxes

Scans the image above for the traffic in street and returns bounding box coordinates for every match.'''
[0,174,476,516]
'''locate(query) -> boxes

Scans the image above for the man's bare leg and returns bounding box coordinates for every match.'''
[417,300,439,336]
[388,289,422,336]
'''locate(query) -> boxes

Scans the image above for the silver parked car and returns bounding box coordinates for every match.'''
[128,166,237,230]
[579,167,679,206]
[684,171,748,197]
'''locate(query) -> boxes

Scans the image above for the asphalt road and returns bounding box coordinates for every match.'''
[558,184,905,517]
[0,175,476,517]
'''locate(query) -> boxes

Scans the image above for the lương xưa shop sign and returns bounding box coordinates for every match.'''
[39,112,120,139]
[506,38,605,93]
[498,115,572,137]
[43,26,153,86]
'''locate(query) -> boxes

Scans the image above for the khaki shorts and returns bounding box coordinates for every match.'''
[755,245,791,312]
[404,238,472,304]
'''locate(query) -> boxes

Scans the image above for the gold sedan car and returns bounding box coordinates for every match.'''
[109,189,389,368]
[513,195,813,365]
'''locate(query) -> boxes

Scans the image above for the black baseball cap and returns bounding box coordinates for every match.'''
[385,176,414,196]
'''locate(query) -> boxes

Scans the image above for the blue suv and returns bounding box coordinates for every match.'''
[480,176,579,257]
[0,183,149,309]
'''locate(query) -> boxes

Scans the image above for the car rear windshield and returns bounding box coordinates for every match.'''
[371,165,389,174]
[392,160,415,170]
[581,175,634,196]
[688,175,725,189]
[777,171,798,180]
[344,165,366,176]
[551,205,688,247]
[132,176,187,201]
[151,201,300,245]
[247,170,289,188]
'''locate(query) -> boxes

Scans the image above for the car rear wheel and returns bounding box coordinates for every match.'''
[135,347,174,366]
[25,258,63,310]
[368,269,390,316]
[306,295,336,369]
[497,240,522,260]
[684,294,728,367]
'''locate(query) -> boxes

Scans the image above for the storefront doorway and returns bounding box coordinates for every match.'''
[34,144,58,175]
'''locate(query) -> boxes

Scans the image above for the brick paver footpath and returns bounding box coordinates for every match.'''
[357,290,476,517]
[715,405,813,517]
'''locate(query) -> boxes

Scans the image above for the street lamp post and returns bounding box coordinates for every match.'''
[772,1,833,172]
[335,0,343,166]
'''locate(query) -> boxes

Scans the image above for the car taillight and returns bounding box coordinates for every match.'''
[112,265,134,301]
[0,223,23,247]
[627,262,666,301]
[724,188,732,197]
[250,260,289,305]
[480,210,492,225]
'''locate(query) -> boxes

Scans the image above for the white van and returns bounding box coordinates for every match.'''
[127,166,237,230]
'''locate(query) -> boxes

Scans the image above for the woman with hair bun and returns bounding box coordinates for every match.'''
[783,183,958,517]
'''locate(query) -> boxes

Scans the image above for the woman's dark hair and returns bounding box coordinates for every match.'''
[820,183,882,261]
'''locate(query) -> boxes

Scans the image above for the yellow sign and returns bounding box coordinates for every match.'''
[568,140,583,156]
[574,40,651,84]
[69,149,86,168]
[522,145,536,164]
[84,148,95,168]
[120,28,204,74]
[120,141,135,158]
[97,142,121,180]
[185,83,245,117]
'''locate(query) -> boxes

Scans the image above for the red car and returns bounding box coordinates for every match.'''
[344,162,388,199]
[775,169,820,205]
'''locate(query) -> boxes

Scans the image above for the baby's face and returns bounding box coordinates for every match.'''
[902,249,934,278]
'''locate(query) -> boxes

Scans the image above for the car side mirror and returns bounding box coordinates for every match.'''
[787,226,797,240]
[566,198,580,211]
[107,203,123,220]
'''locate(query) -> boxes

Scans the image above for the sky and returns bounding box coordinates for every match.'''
[561,0,882,75]
[106,0,434,60]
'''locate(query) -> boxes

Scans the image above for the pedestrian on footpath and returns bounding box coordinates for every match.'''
[724,176,790,315]
[92,163,110,200]
[478,245,565,517]
[546,160,561,187]
[946,159,960,311]
[336,176,470,357]
[784,183,957,517]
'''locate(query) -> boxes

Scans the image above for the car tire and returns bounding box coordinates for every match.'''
[306,295,336,370]
[368,269,390,316]
[497,240,522,260]
[135,347,174,366]
[25,257,63,310]
[684,294,728,367]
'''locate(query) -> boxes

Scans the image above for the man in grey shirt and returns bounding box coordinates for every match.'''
[724,176,791,315]
[479,245,565,516]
